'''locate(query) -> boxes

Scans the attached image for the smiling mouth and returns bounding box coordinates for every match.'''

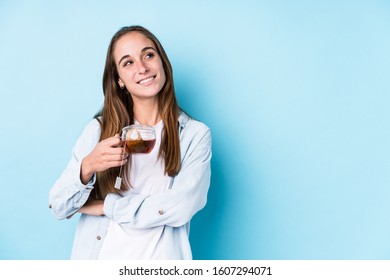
[138,76,156,85]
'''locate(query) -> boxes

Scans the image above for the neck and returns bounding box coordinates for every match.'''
[132,98,161,126]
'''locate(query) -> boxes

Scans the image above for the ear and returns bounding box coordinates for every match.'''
[118,79,125,89]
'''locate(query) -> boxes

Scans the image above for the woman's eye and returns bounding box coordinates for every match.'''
[145,52,155,59]
[123,60,133,67]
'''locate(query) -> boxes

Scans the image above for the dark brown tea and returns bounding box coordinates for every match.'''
[125,139,156,154]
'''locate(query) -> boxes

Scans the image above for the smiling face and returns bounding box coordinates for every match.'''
[114,31,166,102]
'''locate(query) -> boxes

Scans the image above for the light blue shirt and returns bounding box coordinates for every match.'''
[49,112,212,259]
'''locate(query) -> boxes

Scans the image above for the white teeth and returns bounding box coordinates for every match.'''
[139,76,154,84]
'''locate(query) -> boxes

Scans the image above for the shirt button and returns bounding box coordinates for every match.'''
[97,236,101,240]
[158,210,164,215]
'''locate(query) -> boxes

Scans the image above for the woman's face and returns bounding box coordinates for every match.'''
[114,32,166,101]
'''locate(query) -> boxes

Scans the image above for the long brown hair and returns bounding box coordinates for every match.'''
[92,26,180,199]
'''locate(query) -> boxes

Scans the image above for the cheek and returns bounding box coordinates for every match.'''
[160,70,166,85]
[159,64,166,84]
[118,69,135,84]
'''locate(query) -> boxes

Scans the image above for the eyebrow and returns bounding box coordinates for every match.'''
[118,47,157,66]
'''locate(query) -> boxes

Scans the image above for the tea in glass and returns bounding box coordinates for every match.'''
[121,124,156,154]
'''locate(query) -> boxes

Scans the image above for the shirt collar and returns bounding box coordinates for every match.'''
[178,110,190,132]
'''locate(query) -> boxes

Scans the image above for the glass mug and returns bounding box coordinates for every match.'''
[121,124,156,154]
[115,124,156,189]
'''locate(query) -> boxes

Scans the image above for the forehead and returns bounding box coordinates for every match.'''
[113,32,156,60]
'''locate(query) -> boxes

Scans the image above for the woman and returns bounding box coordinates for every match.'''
[49,26,212,259]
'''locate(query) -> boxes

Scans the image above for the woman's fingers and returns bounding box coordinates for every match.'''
[107,147,128,156]
[101,154,128,164]
[103,134,123,147]
[107,158,128,168]
[81,134,129,175]
[100,149,128,160]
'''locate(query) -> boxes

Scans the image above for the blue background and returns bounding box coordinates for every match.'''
[1,0,390,260]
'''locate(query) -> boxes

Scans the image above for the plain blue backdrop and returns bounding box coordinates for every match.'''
[1,0,390,259]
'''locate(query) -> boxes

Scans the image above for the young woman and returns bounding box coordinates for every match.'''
[49,26,212,259]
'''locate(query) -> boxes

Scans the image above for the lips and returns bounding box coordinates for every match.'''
[138,75,156,85]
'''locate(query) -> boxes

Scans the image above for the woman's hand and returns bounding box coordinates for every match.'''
[78,199,104,216]
[80,134,128,184]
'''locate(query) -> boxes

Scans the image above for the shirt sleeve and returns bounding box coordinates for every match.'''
[103,125,212,229]
[49,119,100,220]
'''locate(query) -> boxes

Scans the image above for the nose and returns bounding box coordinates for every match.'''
[137,60,149,74]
